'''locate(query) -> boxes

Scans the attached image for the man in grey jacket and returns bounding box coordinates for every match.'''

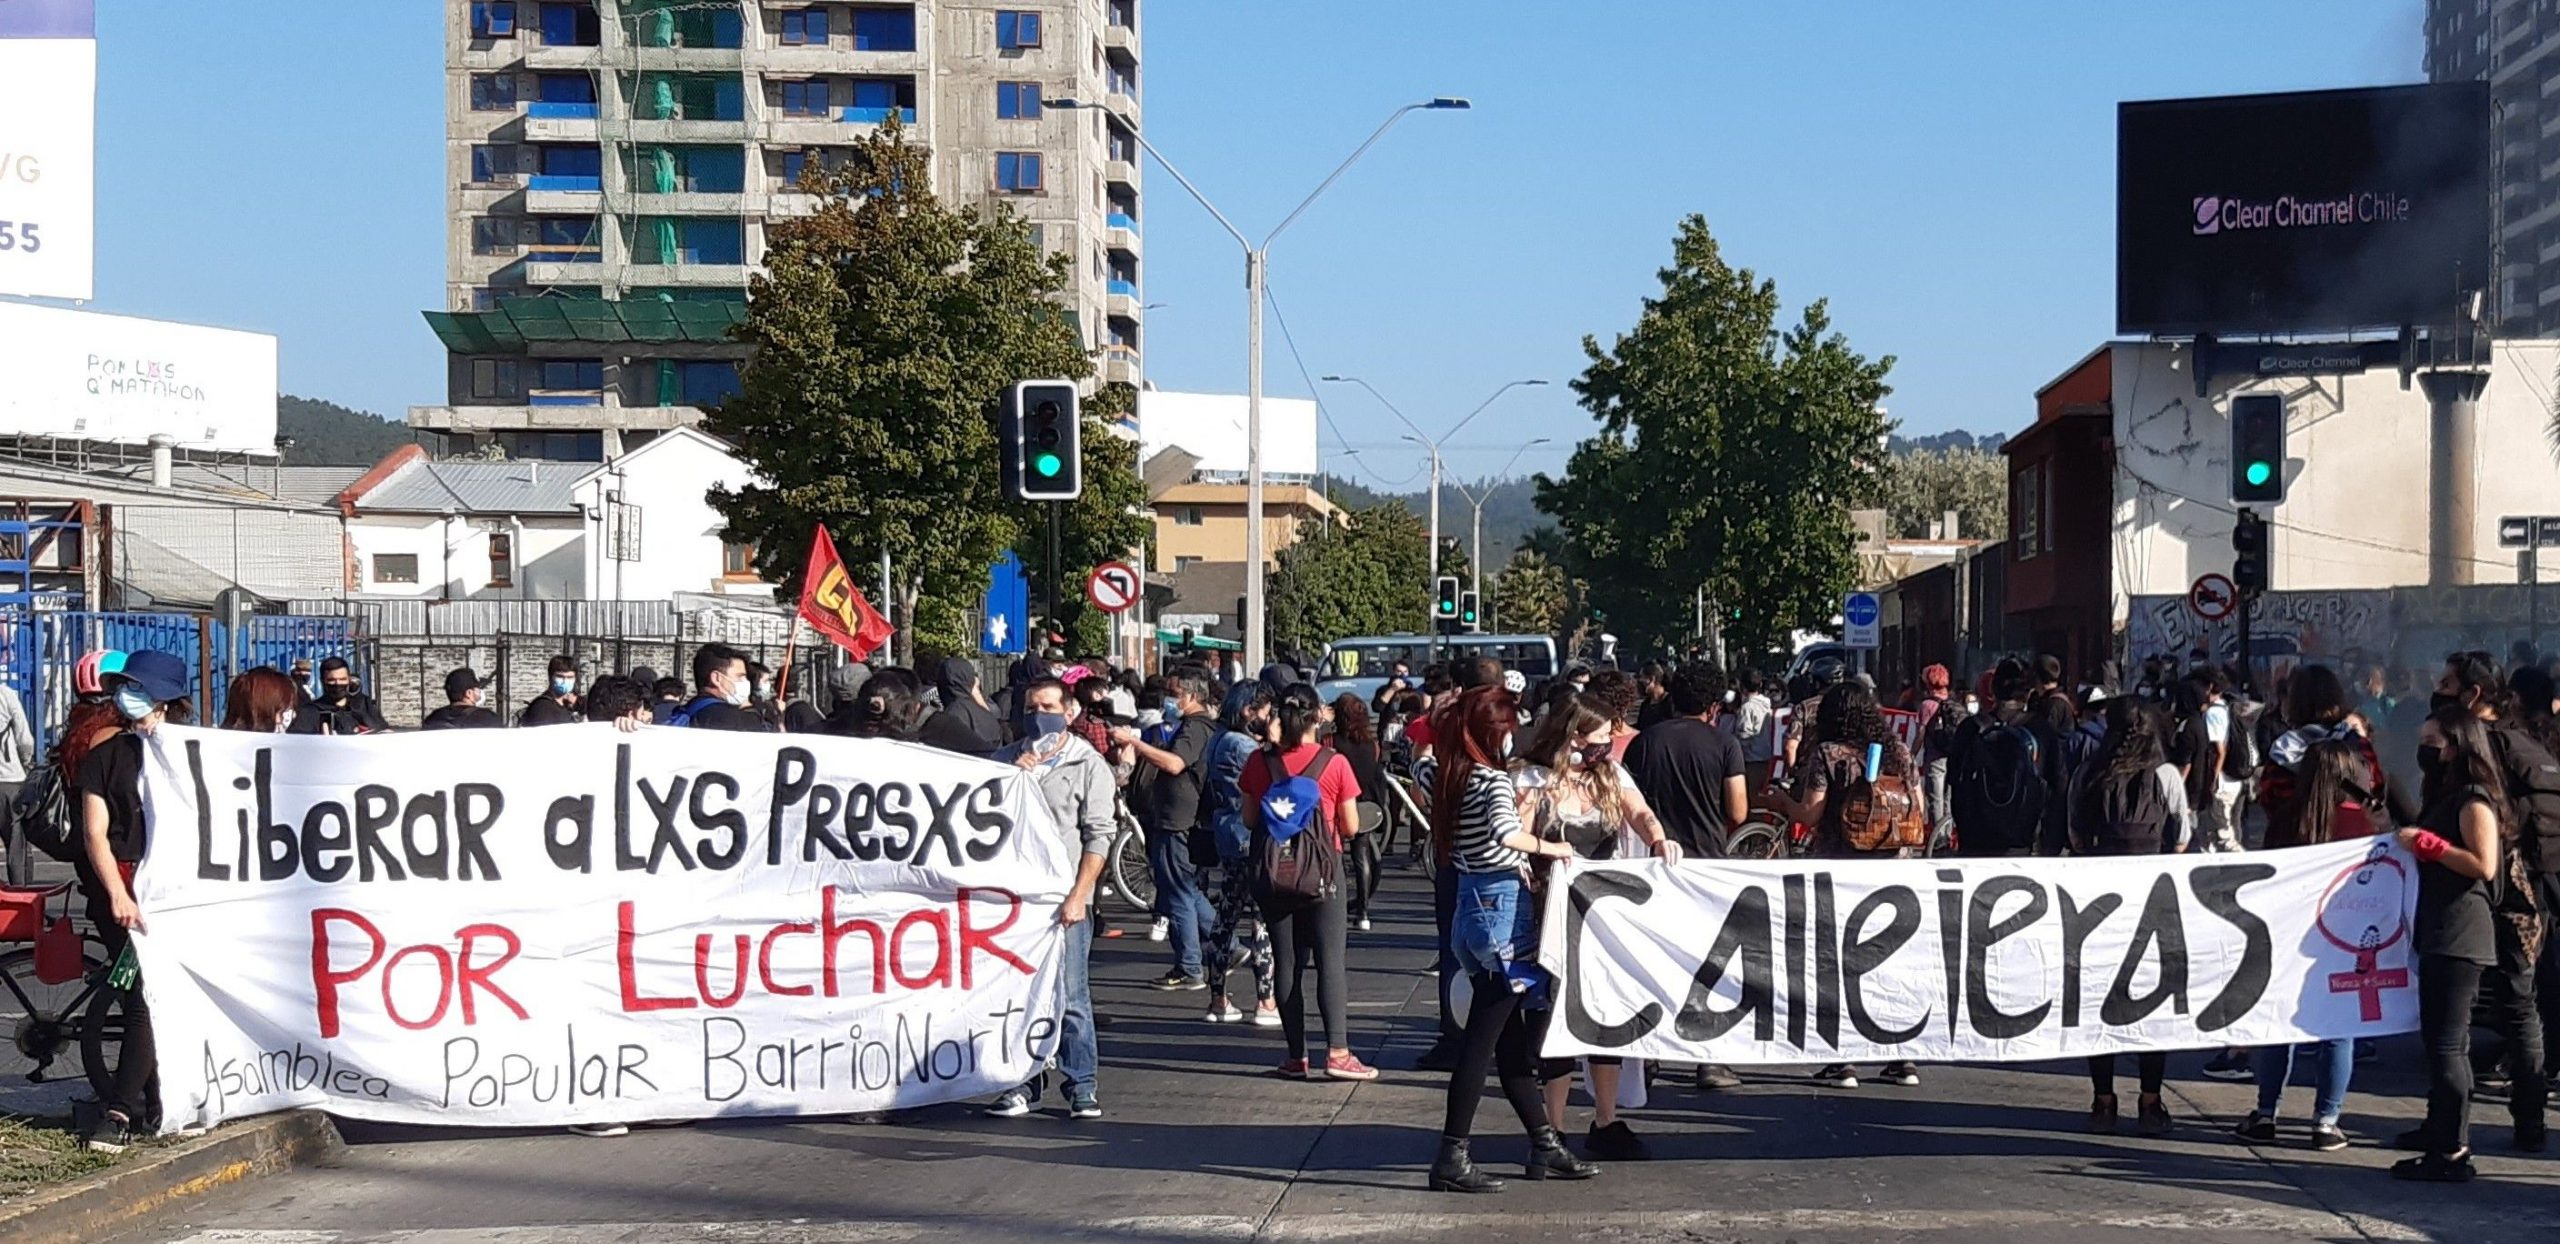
[985,676,1112,1121]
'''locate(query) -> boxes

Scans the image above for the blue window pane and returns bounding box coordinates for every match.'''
[997,10,1040,48]
[996,151,1041,191]
[681,219,745,265]
[780,150,807,183]
[539,2,595,46]
[852,7,915,51]
[538,360,603,390]
[684,147,746,193]
[781,8,828,44]
[850,79,894,108]
[540,146,601,177]
[471,2,517,38]
[534,73,595,103]
[782,80,827,116]
[678,361,743,405]
[471,73,518,110]
[998,81,1040,119]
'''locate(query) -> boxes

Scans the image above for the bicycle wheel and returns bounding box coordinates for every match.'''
[0,946,103,1085]
[81,979,134,1109]
[1720,820,1787,862]
[1109,825,1156,917]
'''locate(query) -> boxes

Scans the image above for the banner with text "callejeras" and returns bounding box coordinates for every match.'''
[133,725,1072,1133]
[1537,838,2417,1065]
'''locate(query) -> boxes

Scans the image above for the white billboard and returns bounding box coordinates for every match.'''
[0,1,96,300]
[0,302,279,454]
[1137,390,1320,479]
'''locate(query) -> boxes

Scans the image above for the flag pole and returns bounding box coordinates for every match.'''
[777,625,800,706]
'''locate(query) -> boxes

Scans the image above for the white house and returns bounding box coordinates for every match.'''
[336,448,586,599]
[569,427,775,602]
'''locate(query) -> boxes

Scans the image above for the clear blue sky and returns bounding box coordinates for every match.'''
[81,0,2417,485]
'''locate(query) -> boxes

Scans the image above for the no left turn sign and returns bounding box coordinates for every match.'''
[1086,561,1140,614]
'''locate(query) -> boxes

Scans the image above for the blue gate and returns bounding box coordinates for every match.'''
[13,610,360,753]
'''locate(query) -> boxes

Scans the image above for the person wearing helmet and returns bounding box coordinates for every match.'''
[77,649,194,1153]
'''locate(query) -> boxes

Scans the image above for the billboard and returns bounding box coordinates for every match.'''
[0,0,95,300]
[0,302,279,454]
[2117,83,2490,337]
[1138,390,1320,479]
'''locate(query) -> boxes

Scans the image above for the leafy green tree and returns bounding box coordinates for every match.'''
[1491,548,1572,638]
[1874,447,2006,540]
[706,118,1103,660]
[1268,501,1435,656]
[1537,215,1894,658]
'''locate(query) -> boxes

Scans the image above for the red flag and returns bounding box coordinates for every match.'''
[797,525,893,661]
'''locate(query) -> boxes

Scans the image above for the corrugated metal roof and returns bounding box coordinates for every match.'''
[356,459,585,515]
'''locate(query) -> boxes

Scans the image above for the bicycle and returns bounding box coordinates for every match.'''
[1104,802,1156,918]
[0,880,117,1103]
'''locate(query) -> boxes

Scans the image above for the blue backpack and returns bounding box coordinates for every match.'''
[1252,747,1341,910]
[663,695,724,728]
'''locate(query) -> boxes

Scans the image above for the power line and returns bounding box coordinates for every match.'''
[1260,281,1424,489]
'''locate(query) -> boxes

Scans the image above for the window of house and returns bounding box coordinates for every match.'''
[722,540,758,577]
[780,7,828,44]
[537,359,604,390]
[538,1,599,46]
[995,151,1042,192]
[471,358,521,399]
[535,72,595,103]
[469,145,514,183]
[997,81,1041,119]
[471,217,517,255]
[2013,462,2043,559]
[487,533,515,588]
[1174,555,1201,572]
[780,79,829,116]
[995,10,1041,48]
[373,553,421,585]
[1172,506,1201,526]
[470,2,517,38]
[470,72,518,110]
[850,6,916,51]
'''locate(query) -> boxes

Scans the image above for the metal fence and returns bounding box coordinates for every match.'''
[0,606,361,753]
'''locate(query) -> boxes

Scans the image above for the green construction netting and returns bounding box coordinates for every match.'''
[423,296,745,352]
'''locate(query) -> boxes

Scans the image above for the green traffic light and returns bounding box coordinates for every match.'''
[2244,461,2273,488]
[1034,452,1063,478]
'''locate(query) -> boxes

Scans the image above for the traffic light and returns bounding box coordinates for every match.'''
[2233,507,2269,593]
[1459,590,1480,632]
[1002,379,1082,501]
[2229,393,2286,505]
[1434,576,1461,626]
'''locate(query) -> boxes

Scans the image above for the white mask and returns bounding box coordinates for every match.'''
[723,675,752,708]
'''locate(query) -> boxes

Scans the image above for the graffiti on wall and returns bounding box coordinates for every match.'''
[2129,589,2393,669]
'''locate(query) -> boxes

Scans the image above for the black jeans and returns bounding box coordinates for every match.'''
[2087,1052,2166,1097]
[1265,891,1348,1056]
[1442,971,1552,1142]
[93,907,156,1125]
[1346,817,1383,922]
[1433,863,1460,1045]
[2538,874,2560,1077]
[2420,943,2546,1154]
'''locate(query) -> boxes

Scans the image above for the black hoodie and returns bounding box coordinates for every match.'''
[924,657,1007,756]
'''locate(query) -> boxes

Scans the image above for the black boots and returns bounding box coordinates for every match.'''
[1525,1126,1601,1180]
[1429,1137,1504,1193]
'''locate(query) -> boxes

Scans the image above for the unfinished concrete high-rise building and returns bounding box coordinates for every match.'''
[2428,0,2560,337]
[419,0,1143,458]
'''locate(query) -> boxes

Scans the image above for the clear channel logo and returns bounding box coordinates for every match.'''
[2191,192,2412,236]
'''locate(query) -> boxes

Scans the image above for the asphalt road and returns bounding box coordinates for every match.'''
[106,860,2560,1244]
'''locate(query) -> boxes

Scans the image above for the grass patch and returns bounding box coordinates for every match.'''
[0,1115,122,1199]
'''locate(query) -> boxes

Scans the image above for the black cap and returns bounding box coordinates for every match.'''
[444,668,482,701]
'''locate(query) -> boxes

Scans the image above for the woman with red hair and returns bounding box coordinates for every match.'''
[1426,684,1598,1194]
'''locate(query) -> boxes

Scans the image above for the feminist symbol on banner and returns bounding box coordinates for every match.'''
[2316,850,2411,1022]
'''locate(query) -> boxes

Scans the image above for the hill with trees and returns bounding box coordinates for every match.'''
[278,396,435,466]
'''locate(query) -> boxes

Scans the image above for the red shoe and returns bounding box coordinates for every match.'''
[1323,1052,1379,1082]
[1276,1058,1310,1079]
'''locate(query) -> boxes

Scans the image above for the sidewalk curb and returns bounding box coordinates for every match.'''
[0,1110,342,1244]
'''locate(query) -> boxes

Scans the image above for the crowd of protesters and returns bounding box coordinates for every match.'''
[27,636,2560,1193]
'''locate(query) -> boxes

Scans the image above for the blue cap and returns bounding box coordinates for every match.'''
[117,650,190,704]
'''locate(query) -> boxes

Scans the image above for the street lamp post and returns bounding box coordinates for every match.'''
[1320,376,1546,626]
[1051,96,1468,676]
[1453,436,1552,619]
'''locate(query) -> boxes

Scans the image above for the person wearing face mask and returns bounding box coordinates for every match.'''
[1119,670,1222,992]
[520,654,583,727]
[669,643,772,732]
[1203,682,1279,1027]
[1515,693,1681,1162]
[984,677,1113,1121]
[221,667,303,734]
[423,668,503,730]
[2395,706,2548,1180]
[290,657,387,735]
[76,650,194,1152]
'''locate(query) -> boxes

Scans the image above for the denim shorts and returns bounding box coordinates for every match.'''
[1453,870,1542,994]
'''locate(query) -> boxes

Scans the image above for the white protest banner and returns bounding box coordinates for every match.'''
[131,725,1074,1133]
[1538,838,2417,1065]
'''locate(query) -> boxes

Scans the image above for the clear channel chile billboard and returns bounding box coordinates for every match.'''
[2117,82,2490,337]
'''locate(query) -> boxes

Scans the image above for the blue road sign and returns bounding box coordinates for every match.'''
[1843,591,1881,649]
[982,551,1029,655]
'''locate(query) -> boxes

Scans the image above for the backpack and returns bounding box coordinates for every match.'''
[1834,752,1928,853]
[1251,747,1341,910]
[10,762,77,864]
[1922,695,1968,760]
[2074,766,2173,856]
[663,694,724,728]
[1950,715,2048,853]
[2492,725,2560,876]
[2222,699,2261,781]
